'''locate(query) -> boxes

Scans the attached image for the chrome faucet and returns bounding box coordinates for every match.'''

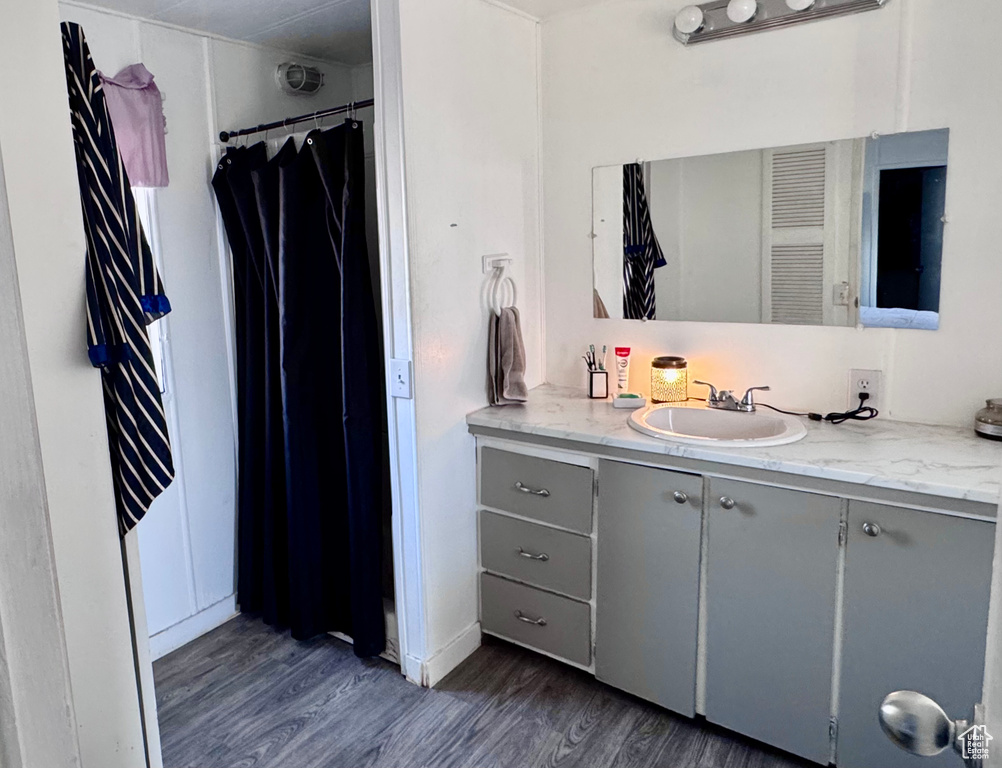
[693,381,771,413]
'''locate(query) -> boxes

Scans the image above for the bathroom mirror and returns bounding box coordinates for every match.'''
[592,129,949,330]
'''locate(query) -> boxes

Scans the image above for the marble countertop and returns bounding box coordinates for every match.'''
[467,385,1002,505]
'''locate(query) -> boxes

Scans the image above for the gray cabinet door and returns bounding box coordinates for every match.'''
[705,478,841,765]
[595,460,702,716]
[838,503,994,768]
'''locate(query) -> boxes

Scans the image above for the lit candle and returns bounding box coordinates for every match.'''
[651,357,688,404]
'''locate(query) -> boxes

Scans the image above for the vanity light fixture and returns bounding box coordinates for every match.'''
[651,357,689,404]
[674,5,705,35]
[672,0,890,46]
[726,0,758,23]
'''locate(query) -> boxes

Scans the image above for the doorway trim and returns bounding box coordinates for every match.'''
[370,0,427,682]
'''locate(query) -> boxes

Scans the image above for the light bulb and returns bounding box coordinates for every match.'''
[785,0,815,9]
[726,0,758,23]
[674,5,705,35]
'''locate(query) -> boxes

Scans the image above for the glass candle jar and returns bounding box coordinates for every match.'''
[651,356,688,403]
[975,399,1002,441]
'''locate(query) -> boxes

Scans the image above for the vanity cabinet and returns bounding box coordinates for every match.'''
[704,479,841,764]
[477,448,595,667]
[837,502,994,768]
[595,460,702,716]
[474,439,996,767]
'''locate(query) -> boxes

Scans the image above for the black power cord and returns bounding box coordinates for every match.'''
[759,392,879,424]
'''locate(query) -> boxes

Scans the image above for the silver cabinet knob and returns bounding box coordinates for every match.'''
[863,522,881,537]
[720,496,736,510]
[673,491,688,505]
[879,691,970,759]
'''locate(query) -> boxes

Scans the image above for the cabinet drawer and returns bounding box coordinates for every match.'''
[480,573,591,666]
[480,448,593,534]
[480,510,592,600]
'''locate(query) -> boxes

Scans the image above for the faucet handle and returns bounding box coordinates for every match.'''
[740,386,771,407]
[693,380,719,403]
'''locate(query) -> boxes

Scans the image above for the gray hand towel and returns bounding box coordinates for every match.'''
[487,307,527,405]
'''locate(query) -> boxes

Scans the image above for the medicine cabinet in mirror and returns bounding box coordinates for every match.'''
[592,129,949,330]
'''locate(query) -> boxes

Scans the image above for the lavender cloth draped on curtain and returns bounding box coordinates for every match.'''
[99,63,169,188]
[623,162,666,320]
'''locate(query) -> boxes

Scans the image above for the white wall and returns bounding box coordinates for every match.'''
[0,137,83,768]
[57,2,355,658]
[0,3,147,767]
[398,0,542,659]
[541,0,1002,424]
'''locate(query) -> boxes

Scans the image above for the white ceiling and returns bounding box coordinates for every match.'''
[500,0,611,19]
[83,0,373,65]
[81,0,617,64]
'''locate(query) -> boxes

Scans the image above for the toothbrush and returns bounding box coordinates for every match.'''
[600,345,607,371]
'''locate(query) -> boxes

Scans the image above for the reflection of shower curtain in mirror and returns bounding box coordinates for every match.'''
[623,162,666,320]
[212,121,386,656]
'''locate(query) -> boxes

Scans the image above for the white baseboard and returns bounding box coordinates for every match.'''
[413,621,482,688]
[149,595,238,660]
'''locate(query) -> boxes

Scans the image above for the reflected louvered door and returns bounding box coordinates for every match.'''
[761,145,834,325]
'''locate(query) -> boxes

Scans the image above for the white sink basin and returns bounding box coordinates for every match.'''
[629,404,807,448]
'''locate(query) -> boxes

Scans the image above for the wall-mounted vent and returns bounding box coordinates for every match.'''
[276,63,325,96]
[771,148,826,229]
[771,243,825,325]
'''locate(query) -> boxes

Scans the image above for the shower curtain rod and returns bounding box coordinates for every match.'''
[218,98,375,143]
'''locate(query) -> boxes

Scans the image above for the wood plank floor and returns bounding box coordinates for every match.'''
[154,614,813,768]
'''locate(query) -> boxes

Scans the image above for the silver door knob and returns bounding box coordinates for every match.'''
[863,522,881,537]
[879,691,974,761]
[673,491,688,504]
[719,496,736,510]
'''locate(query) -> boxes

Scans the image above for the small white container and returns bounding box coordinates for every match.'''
[613,393,647,409]
[588,370,609,399]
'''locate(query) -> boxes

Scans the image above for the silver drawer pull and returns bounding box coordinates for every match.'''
[514,610,547,627]
[517,547,550,562]
[673,491,688,504]
[514,481,550,498]
[862,522,881,537]
[719,496,736,510]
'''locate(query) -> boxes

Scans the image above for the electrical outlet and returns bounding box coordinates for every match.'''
[849,369,882,412]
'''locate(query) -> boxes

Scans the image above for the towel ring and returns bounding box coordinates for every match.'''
[488,268,503,316]
[490,267,517,316]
